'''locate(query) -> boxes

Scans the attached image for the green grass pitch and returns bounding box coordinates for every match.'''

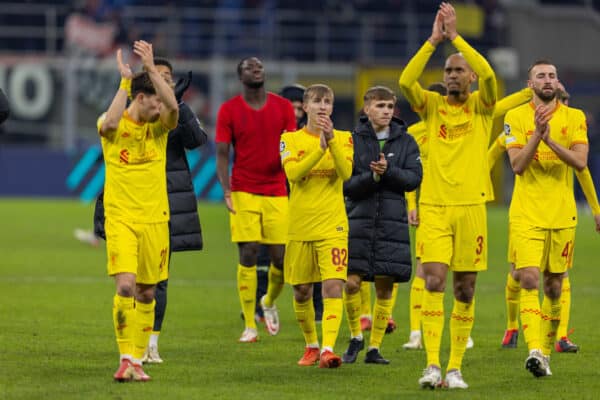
[1,199,599,399]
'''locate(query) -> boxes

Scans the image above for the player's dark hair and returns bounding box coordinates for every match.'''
[363,86,396,104]
[280,84,306,103]
[153,57,173,73]
[131,71,156,98]
[527,59,556,78]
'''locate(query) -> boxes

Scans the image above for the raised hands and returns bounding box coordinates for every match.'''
[133,40,155,72]
[116,49,133,79]
[429,11,445,46]
[429,2,458,45]
[439,2,458,41]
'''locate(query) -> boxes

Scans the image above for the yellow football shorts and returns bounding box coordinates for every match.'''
[105,218,170,285]
[417,203,487,271]
[284,236,348,285]
[230,191,288,244]
[510,222,575,273]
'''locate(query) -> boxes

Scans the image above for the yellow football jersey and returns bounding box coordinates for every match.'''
[399,36,497,206]
[505,102,588,228]
[407,121,429,162]
[280,128,353,241]
[98,111,170,223]
[414,91,495,205]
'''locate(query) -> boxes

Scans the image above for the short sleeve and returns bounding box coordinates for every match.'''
[215,103,232,144]
[571,110,588,146]
[504,110,524,149]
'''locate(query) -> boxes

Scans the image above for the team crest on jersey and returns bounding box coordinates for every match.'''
[504,123,511,135]
[280,140,286,152]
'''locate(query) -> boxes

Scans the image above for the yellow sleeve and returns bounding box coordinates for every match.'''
[504,109,526,149]
[97,112,115,140]
[406,190,417,211]
[493,88,532,119]
[280,135,326,183]
[451,35,497,109]
[328,131,354,181]
[575,167,600,215]
[487,133,506,170]
[572,109,589,146]
[398,41,436,115]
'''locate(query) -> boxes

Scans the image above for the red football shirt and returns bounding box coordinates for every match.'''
[216,93,296,196]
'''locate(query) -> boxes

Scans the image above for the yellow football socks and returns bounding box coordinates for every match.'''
[421,290,444,367]
[237,264,257,329]
[322,297,343,350]
[520,288,541,351]
[505,273,521,330]
[447,299,475,371]
[370,298,393,349]
[113,294,135,357]
[293,297,318,346]
[344,290,363,338]
[409,276,425,332]
[556,276,571,339]
[132,300,155,360]
[264,264,284,307]
[541,295,561,356]
[390,283,399,319]
[359,281,372,318]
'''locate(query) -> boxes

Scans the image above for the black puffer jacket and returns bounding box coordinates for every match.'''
[94,102,208,251]
[344,116,422,282]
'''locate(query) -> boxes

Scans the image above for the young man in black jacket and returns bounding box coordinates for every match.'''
[95,58,208,363]
[342,86,422,364]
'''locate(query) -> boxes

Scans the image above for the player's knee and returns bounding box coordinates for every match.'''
[425,275,445,292]
[323,279,344,298]
[116,283,135,297]
[239,242,259,265]
[454,285,474,303]
[544,280,562,299]
[519,272,538,290]
[294,285,312,302]
[345,275,361,295]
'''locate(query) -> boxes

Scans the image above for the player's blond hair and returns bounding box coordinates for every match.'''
[304,84,334,103]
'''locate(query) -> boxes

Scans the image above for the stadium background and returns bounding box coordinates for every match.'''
[0,0,598,203]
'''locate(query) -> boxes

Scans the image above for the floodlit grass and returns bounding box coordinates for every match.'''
[1,199,599,399]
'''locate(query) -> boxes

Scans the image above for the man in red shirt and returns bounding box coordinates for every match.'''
[216,57,296,342]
